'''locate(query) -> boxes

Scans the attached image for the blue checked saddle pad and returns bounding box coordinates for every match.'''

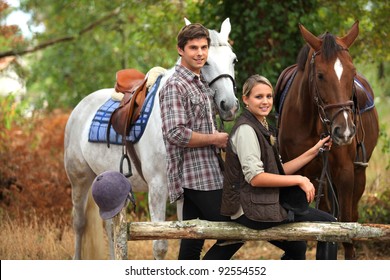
[88,75,162,145]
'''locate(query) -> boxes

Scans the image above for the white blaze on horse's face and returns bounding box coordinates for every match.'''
[334,57,343,82]
[196,18,239,121]
[330,55,356,146]
[341,110,355,144]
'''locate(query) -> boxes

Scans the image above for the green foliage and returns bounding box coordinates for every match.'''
[19,0,194,110]
[195,0,319,95]
[359,189,390,224]
[0,0,27,51]
[0,94,30,128]
[3,0,388,109]
[316,0,390,63]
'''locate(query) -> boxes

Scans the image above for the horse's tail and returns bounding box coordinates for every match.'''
[81,188,108,259]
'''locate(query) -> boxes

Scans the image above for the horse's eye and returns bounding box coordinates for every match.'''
[233,58,238,65]
[317,73,324,80]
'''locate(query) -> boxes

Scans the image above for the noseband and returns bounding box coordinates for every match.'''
[310,50,355,134]
[208,74,237,94]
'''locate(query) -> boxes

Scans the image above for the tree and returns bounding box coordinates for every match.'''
[0,1,26,53]
[194,0,319,94]
[2,1,389,109]
[0,0,28,76]
[196,0,389,97]
[13,0,197,109]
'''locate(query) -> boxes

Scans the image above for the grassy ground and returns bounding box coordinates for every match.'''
[1,210,388,260]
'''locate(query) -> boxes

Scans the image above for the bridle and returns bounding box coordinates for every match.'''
[310,49,356,136]
[309,48,357,217]
[208,73,237,94]
[208,73,237,130]
[208,73,237,168]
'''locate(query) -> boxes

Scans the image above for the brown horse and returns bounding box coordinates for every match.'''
[275,21,379,259]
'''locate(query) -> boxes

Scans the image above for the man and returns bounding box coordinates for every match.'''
[160,23,243,260]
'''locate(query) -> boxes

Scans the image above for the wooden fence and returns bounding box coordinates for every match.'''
[111,208,390,260]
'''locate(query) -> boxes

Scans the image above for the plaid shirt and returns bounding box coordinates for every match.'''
[160,64,223,203]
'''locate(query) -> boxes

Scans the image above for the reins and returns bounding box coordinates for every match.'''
[316,141,340,217]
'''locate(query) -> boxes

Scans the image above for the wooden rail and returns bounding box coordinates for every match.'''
[111,209,390,260]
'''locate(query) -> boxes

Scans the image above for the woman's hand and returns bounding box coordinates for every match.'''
[297,175,315,203]
[313,135,332,154]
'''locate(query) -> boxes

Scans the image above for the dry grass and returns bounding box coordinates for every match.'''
[0,212,74,260]
[2,210,386,260]
[0,210,314,260]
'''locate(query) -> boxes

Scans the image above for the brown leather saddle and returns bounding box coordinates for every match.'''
[107,68,147,146]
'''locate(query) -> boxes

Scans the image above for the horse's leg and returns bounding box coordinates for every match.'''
[65,149,106,259]
[147,178,169,260]
[335,162,356,259]
[342,166,369,259]
[71,179,89,260]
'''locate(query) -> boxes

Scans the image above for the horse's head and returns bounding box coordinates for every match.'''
[299,21,359,146]
[185,18,239,121]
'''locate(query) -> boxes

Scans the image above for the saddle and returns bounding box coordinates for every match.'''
[274,64,298,115]
[354,73,375,113]
[107,69,147,146]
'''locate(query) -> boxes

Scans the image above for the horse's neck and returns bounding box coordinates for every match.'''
[286,71,318,131]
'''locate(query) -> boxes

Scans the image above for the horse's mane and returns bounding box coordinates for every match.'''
[209,29,231,48]
[296,32,343,71]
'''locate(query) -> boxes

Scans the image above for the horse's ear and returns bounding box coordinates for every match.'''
[220,18,231,42]
[339,20,359,48]
[184,18,191,26]
[299,23,322,52]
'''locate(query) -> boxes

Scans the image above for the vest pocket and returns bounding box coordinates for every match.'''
[241,186,287,222]
[250,187,279,204]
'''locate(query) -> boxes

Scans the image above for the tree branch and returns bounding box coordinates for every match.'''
[0,7,122,59]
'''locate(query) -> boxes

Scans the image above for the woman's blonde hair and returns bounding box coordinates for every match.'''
[242,74,273,97]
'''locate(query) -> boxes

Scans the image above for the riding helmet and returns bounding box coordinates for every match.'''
[92,171,134,219]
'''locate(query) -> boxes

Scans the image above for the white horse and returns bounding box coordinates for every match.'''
[64,18,239,260]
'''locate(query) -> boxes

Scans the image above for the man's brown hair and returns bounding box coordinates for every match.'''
[177,23,210,51]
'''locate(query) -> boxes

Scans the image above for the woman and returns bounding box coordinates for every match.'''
[221,74,337,260]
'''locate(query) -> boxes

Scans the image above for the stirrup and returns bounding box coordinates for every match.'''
[354,142,368,167]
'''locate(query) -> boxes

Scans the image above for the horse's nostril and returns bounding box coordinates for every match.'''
[351,125,356,135]
[334,127,341,137]
[220,100,227,111]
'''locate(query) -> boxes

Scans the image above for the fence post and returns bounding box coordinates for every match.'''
[112,207,128,260]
